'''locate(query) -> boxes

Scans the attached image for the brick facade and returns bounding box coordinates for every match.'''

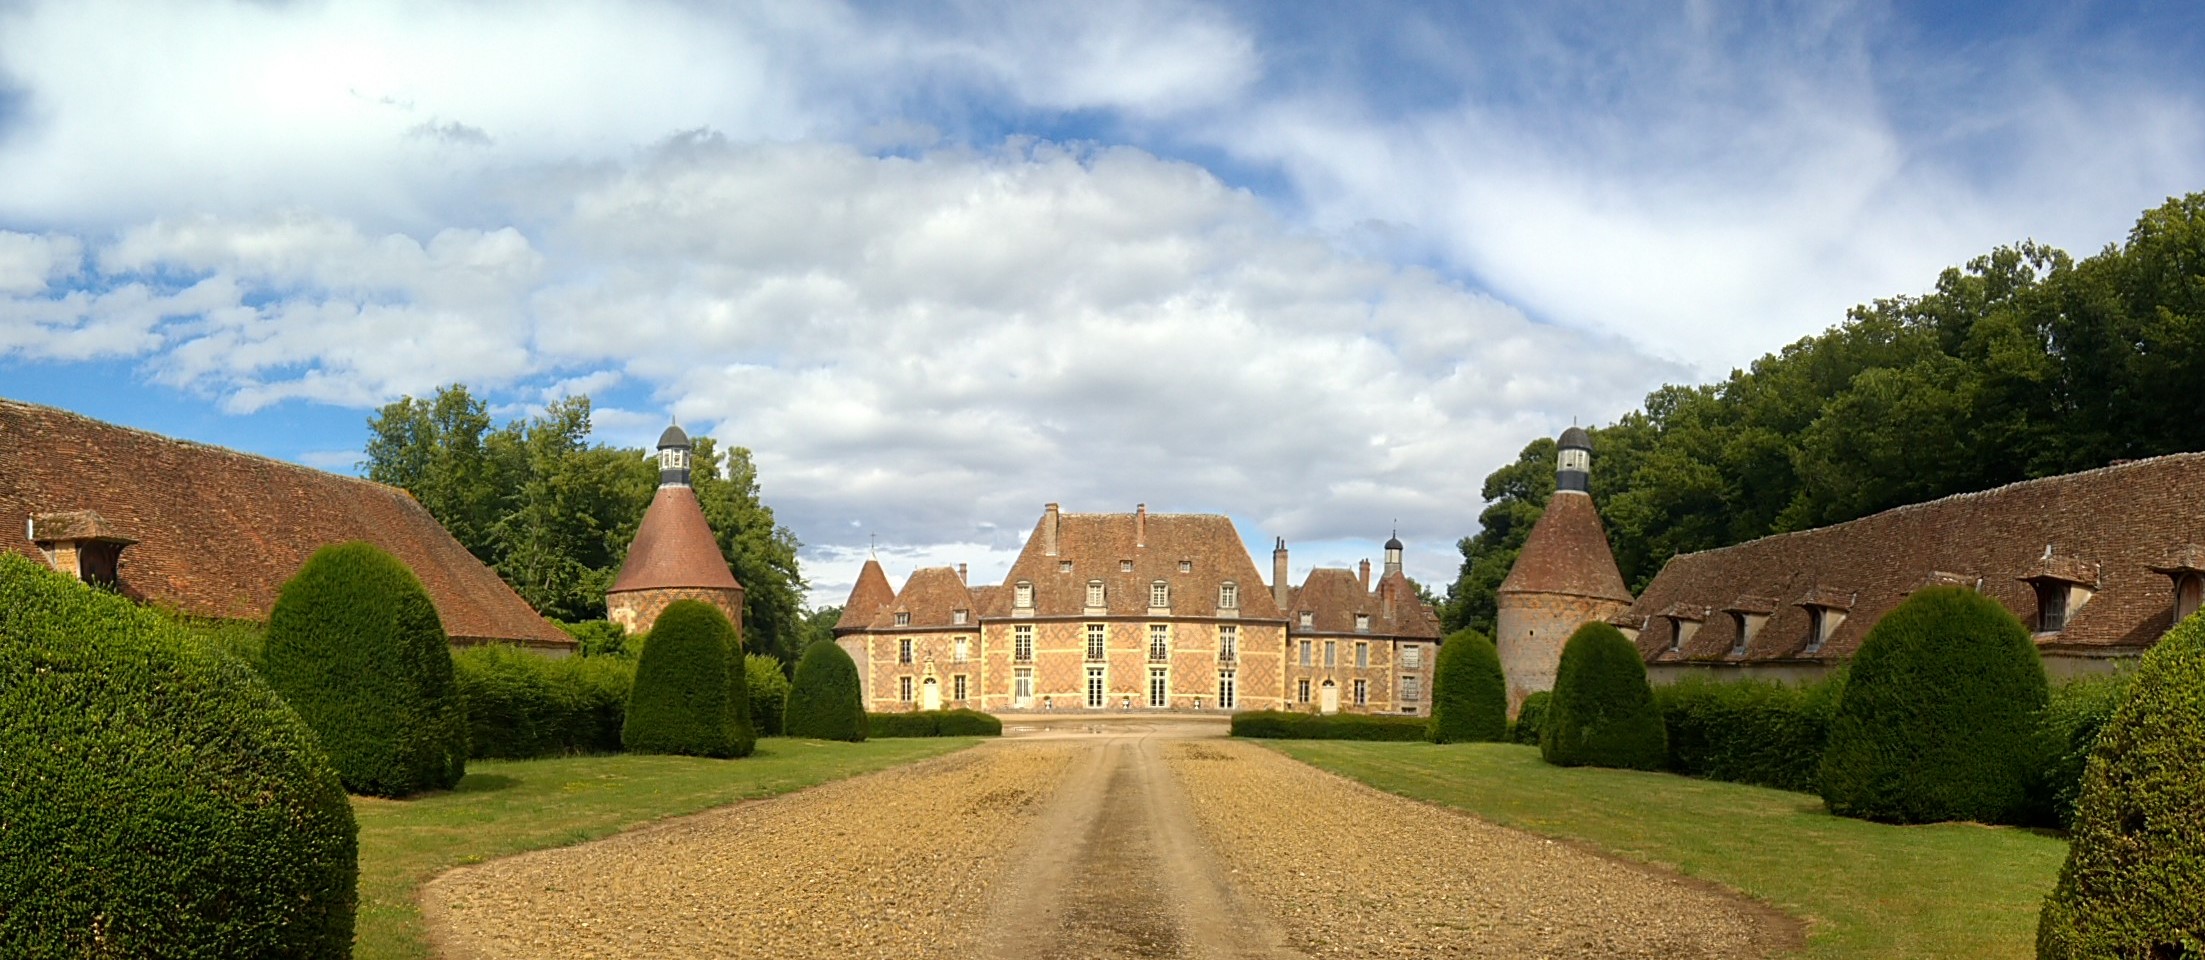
[607,585,746,642]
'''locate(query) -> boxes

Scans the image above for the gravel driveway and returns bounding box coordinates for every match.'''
[422,720,1791,959]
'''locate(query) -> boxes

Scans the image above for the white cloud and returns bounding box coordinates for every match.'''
[0,232,81,295]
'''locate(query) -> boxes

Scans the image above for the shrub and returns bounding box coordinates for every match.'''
[866,709,1004,737]
[1229,710,1430,741]
[2037,612,2205,959]
[746,654,791,737]
[1656,673,1843,793]
[1427,628,1508,743]
[785,640,868,741]
[621,600,752,758]
[169,613,268,670]
[2031,670,2135,829]
[1541,621,1667,769]
[263,541,469,797]
[454,645,635,759]
[0,553,357,957]
[1511,690,1552,745]
[1818,586,2048,825]
[558,619,630,658]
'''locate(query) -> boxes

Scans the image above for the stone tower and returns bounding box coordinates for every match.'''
[1494,426,1632,713]
[606,424,746,639]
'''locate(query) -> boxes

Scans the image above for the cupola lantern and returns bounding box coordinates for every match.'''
[656,423,692,487]
[1556,425,1592,493]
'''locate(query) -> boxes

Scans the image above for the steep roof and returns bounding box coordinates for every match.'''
[1628,452,2205,664]
[0,398,569,647]
[608,484,740,593]
[869,566,978,630]
[982,508,1284,620]
[834,557,896,634]
[1286,567,1441,639]
[1498,491,1631,602]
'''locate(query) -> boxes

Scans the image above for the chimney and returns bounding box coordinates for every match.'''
[1272,537,1290,611]
[1043,503,1060,557]
[1359,559,1372,592]
[957,563,968,584]
[1135,503,1147,548]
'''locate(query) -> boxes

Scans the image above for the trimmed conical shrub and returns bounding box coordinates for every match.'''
[0,553,357,957]
[1819,585,2048,824]
[622,599,753,758]
[785,639,868,742]
[1541,620,1667,769]
[1428,628,1508,743]
[264,541,468,797]
[2037,611,2205,958]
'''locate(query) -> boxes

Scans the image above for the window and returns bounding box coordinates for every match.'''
[1120,559,1134,572]
[1086,580,1105,607]
[1014,624,1034,662]
[1299,611,1313,627]
[1352,678,1368,706]
[1805,608,1829,654]
[1015,581,1034,608]
[1150,581,1170,608]
[1298,639,1312,666]
[1086,623,1106,661]
[953,608,969,625]
[1219,582,1238,609]
[954,638,969,663]
[1731,612,1750,657]
[1149,624,1169,661]
[898,638,913,664]
[1402,644,1421,669]
[1059,560,1073,574]
[953,674,968,700]
[895,611,910,626]
[1401,675,1420,703]
[1355,641,1369,668]
[1087,666,1106,708]
[1217,670,1237,710]
[1297,678,1311,703]
[2036,582,2070,633]
[1354,613,1371,633]
[1218,625,1237,662]
[1148,667,1168,708]
[1014,667,1033,707]
[1324,640,1336,667]
[899,676,914,702]
[1178,560,1193,573]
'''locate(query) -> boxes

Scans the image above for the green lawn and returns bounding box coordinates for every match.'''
[1271,741,2068,960]
[352,737,976,960]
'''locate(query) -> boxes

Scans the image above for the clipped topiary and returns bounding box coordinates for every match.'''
[1819,586,2048,824]
[2037,611,2205,958]
[1541,620,1667,769]
[746,653,791,737]
[622,599,753,758]
[0,553,357,957]
[1427,628,1508,743]
[1511,690,1552,745]
[264,541,468,797]
[785,639,868,742]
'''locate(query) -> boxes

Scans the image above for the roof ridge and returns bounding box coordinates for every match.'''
[0,397,406,495]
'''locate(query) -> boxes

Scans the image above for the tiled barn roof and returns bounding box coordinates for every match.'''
[984,507,1285,621]
[1629,452,2205,664]
[1499,491,1631,602]
[608,484,741,594]
[0,398,569,648]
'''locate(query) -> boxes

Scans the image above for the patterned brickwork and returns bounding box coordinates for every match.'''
[1497,592,1631,712]
[607,585,746,642]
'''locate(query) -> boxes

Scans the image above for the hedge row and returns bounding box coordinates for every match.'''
[866,709,1004,738]
[1654,674,1843,794]
[453,645,635,759]
[1510,691,1551,744]
[1230,710,1430,741]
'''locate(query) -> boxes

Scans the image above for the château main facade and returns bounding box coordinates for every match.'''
[835,504,1441,715]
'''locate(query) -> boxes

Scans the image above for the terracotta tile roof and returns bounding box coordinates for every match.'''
[982,507,1285,621]
[833,558,896,634]
[1629,452,2205,664]
[869,566,978,630]
[0,398,569,647]
[1499,491,1631,602]
[608,485,741,593]
[29,510,134,543]
[1285,567,1441,639]
[2148,544,2205,576]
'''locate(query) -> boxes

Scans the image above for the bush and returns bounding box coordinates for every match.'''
[1819,586,2048,824]
[1656,673,1843,793]
[558,619,630,658]
[866,709,1004,737]
[785,640,868,741]
[169,613,268,670]
[1511,690,1551,745]
[263,541,469,797]
[454,645,635,759]
[2037,612,2205,958]
[0,553,357,957]
[1230,710,1430,741]
[1427,628,1508,743]
[746,654,791,737]
[1542,621,1667,769]
[2031,671,2135,829]
[622,600,752,758]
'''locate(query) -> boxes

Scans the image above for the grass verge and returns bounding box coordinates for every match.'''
[353,737,976,960]
[1270,741,2065,960]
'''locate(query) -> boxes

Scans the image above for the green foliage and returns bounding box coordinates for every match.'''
[1230,710,1430,741]
[559,618,631,658]
[2038,611,2205,959]
[1541,621,1667,770]
[1426,628,1508,743]
[0,553,357,958]
[2031,670,2135,829]
[746,654,791,736]
[167,612,268,669]
[784,640,868,741]
[1819,586,2049,825]
[621,600,751,758]
[453,645,635,758]
[264,541,469,797]
[1655,673,1844,793]
[1510,690,1551,744]
[866,709,1004,737]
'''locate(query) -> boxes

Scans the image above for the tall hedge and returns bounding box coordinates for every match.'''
[1541,621,1667,769]
[746,653,792,737]
[785,640,868,741]
[1230,710,1430,741]
[1427,628,1508,743]
[622,600,753,758]
[1511,690,1551,745]
[2037,611,2205,958]
[455,645,634,758]
[1655,673,1843,793]
[0,553,357,957]
[1818,586,2048,824]
[2032,671,2135,829]
[264,541,468,797]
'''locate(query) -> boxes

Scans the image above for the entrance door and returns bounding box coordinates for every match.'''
[920,677,941,711]
[1318,679,1339,714]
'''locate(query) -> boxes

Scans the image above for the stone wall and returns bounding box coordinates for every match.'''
[607,585,746,642]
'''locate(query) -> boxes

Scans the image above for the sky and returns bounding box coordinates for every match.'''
[3,0,2203,609]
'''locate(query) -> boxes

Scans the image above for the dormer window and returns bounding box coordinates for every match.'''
[1354,614,1370,633]
[2035,582,2069,633]
[1299,611,1313,628]
[1087,580,1106,608]
[1805,608,1831,654]
[1218,582,1238,609]
[1059,560,1073,574]
[952,609,969,625]
[2149,546,2205,627]
[1658,604,1707,654]
[1120,559,1134,573]
[1179,560,1193,573]
[2179,574,2204,624]
[894,611,910,627]
[1150,581,1170,608]
[2021,552,2097,635]
[1015,581,1034,608]
[1723,598,1772,658]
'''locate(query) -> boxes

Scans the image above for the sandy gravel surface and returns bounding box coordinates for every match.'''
[422,745,1073,960]
[1166,739,1792,960]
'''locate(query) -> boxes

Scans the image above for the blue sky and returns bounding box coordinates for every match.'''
[3,0,2203,606]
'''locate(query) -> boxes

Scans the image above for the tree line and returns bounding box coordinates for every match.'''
[361,385,814,664]
[1441,192,2205,633]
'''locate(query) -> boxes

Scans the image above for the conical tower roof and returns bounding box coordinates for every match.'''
[1498,492,1630,602]
[608,485,740,593]
[835,558,896,633]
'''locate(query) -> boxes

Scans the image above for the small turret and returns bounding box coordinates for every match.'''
[1557,425,1592,493]
[657,424,692,487]
[1383,529,1404,578]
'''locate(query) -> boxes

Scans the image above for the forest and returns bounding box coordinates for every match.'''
[1440,192,2205,634]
